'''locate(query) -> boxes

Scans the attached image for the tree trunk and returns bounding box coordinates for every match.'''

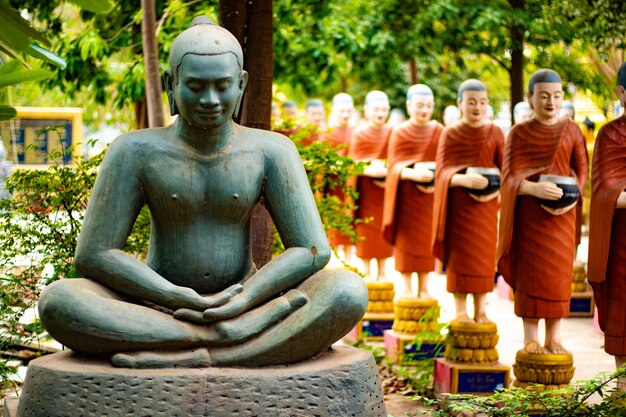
[134,99,148,130]
[220,0,274,268]
[408,57,419,85]
[509,0,525,125]
[141,0,165,128]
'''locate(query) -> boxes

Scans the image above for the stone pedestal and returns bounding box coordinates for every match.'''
[366,281,395,314]
[350,312,395,340]
[435,320,510,395]
[11,346,386,417]
[445,321,499,363]
[512,350,575,390]
[384,330,444,363]
[392,298,439,334]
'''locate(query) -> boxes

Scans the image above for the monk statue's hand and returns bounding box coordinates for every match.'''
[530,181,562,200]
[363,163,387,179]
[401,167,433,183]
[172,284,243,323]
[469,191,499,203]
[541,201,577,216]
[174,292,250,324]
[460,173,488,190]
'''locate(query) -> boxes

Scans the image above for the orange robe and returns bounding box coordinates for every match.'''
[383,121,443,272]
[432,123,505,293]
[324,125,354,246]
[349,125,393,259]
[498,119,588,319]
[588,116,626,355]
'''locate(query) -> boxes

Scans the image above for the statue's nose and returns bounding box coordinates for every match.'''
[199,89,219,106]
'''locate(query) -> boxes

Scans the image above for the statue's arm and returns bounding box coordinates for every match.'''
[201,135,330,321]
[74,137,225,311]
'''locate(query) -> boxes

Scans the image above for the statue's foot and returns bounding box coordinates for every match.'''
[112,347,211,369]
[455,313,474,324]
[417,291,432,300]
[215,289,308,343]
[545,338,569,354]
[397,291,417,301]
[523,340,546,354]
[474,314,493,324]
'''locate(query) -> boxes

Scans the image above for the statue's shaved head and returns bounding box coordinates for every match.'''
[528,69,561,94]
[457,79,486,100]
[169,16,244,79]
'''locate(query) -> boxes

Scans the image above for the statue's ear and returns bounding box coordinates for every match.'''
[163,70,179,116]
[234,70,249,119]
[526,92,534,110]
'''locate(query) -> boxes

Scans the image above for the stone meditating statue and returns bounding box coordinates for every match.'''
[588,62,626,391]
[498,69,588,355]
[383,84,442,300]
[432,79,505,323]
[37,17,367,369]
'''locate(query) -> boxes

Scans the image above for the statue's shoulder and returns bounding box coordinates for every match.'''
[107,127,172,156]
[236,125,299,157]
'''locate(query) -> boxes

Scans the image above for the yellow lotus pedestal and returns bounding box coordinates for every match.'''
[570,264,594,317]
[384,298,443,363]
[392,298,439,334]
[512,350,575,390]
[366,281,395,314]
[434,320,510,394]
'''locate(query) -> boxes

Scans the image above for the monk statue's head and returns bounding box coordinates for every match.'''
[457,79,488,127]
[559,100,575,120]
[443,105,460,127]
[617,62,626,108]
[331,93,354,128]
[513,101,532,125]
[406,84,434,127]
[527,69,562,124]
[163,16,249,128]
[364,90,390,128]
[305,99,326,128]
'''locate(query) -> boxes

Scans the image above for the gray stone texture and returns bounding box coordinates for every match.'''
[15,346,386,417]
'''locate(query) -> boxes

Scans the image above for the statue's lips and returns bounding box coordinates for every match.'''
[196,110,223,117]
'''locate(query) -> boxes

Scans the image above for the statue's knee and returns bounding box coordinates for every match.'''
[326,270,368,316]
[38,279,84,328]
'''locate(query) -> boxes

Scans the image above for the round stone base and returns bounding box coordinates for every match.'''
[512,350,575,386]
[16,346,386,417]
[366,281,395,314]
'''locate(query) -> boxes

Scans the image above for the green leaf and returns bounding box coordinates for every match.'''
[68,0,115,13]
[0,3,49,52]
[0,60,23,76]
[0,105,17,120]
[27,44,67,69]
[0,69,53,88]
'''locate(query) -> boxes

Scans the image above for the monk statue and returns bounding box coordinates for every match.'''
[348,90,393,281]
[305,98,326,129]
[513,101,533,125]
[588,62,626,391]
[432,79,505,323]
[443,105,461,127]
[498,69,588,354]
[324,93,356,262]
[383,84,442,299]
[36,17,368,369]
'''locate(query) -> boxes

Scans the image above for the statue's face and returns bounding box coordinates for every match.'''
[365,101,390,127]
[459,90,488,126]
[619,85,626,108]
[306,106,326,127]
[407,95,434,126]
[528,82,563,123]
[174,53,246,129]
[334,105,353,127]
